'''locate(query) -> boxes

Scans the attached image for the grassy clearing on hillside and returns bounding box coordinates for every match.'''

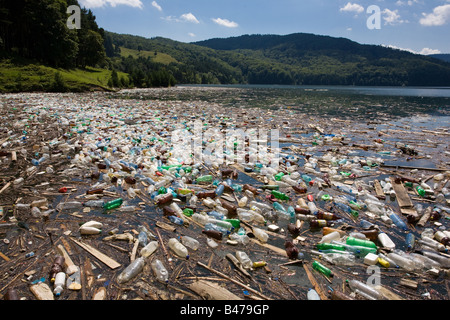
[119,47,178,65]
[0,59,129,93]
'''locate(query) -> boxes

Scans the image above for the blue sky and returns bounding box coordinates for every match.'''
[78,0,450,54]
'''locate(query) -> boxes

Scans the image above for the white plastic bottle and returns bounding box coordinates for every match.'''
[151,259,169,283]
[168,238,189,259]
[319,231,341,244]
[238,196,248,208]
[140,241,159,258]
[307,288,320,300]
[53,272,66,297]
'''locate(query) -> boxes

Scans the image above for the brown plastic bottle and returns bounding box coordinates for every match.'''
[49,256,65,282]
[284,240,299,260]
[219,199,237,216]
[125,176,136,185]
[202,230,223,241]
[196,191,216,199]
[243,184,258,195]
[309,219,331,229]
[316,211,339,221]
[86,188,104,195]
[287,223,301,237]
[156,193,173,205]
[295,206,310,215]
[361,229,380,242]
[292,185,307,194]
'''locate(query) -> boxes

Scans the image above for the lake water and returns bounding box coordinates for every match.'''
[117,84,450,122]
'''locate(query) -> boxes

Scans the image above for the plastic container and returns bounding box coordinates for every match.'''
[312,260,333,277]
[151,259,169,283]
[53,272,66,297]
[348,279,384,300]
[168,238,189,259]
[181,236,200,250]
[319,231,341,244]
[117,257,145,284]
[307,288,320,300]
[253,227,269,243]
[236,251,253,269]
[140,241,159,258]
[346,236,377,249]
[377,232,396,250]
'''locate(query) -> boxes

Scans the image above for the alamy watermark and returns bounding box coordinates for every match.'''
[367,5,381,30]
[67,5,81,30]
[170,120,280,170]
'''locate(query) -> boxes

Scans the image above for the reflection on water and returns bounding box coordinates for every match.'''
[115,85,450,121]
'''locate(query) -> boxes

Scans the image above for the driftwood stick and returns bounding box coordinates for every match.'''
[197,261,271,300]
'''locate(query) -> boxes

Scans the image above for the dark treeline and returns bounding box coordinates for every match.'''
[0,0,105,68]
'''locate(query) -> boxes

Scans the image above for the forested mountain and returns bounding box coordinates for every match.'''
[430,54,450,64]
[107,31,450,87]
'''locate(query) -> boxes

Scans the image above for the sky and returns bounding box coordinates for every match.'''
[78,0,450,54]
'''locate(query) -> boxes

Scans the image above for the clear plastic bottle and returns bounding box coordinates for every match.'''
[253,227,269,243]
[386,252,416,271]
[151,259,169,283]
[140,241,159,258]
[319,231,341,244]
[180,236,200,250]
[348,279,384,300]
[236,251,253,269]
[117,257,145,284]
[53,272,66,297]
[168,238,189,259]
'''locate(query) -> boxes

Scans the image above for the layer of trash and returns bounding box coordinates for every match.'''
[0,90,449,301]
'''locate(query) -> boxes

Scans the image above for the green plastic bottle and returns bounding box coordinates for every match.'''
[312,260,333,277]
[274,172,285,181]
[271,190,290,201]
[183,208,194,217]
[224,219,241,229]
[196,175,213,183]
[415,186,425,197]
[346,236,377,249]
[103,198,123,210]
[316,242,346,251]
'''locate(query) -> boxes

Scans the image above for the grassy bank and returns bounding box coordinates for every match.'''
[0,59,129,93]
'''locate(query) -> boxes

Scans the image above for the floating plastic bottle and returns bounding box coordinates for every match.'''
[168,238,189,259]
[346,236,377,250]
[271,190,290,201]
[236,251,253,269]
[307,288,320,300]
[140,241,159,258]
[347,279,384,300]
[151,259,169,283]
[312,260,333,277]
[390,213,408,231]
[117,257,145,284]
[253,227,269,243]
[103,198,123,210]
[180,236,200,250]
[377,232,396,250]
[53,272,66,297]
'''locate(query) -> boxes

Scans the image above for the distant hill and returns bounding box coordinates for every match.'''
[429,54,450,63]
[107,31,450,87]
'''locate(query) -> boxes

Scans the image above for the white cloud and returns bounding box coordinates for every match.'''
[420,4,450,26]
[162,13,200,24]
[79,0,143,9]
[382,44,441,55]
[339,2,364,14]
[180,13,200,24]
[151,1,162,12]
[188,33,196,37]
[212,18,239,28]
[419,47,441,55]
[383,8,406,25]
